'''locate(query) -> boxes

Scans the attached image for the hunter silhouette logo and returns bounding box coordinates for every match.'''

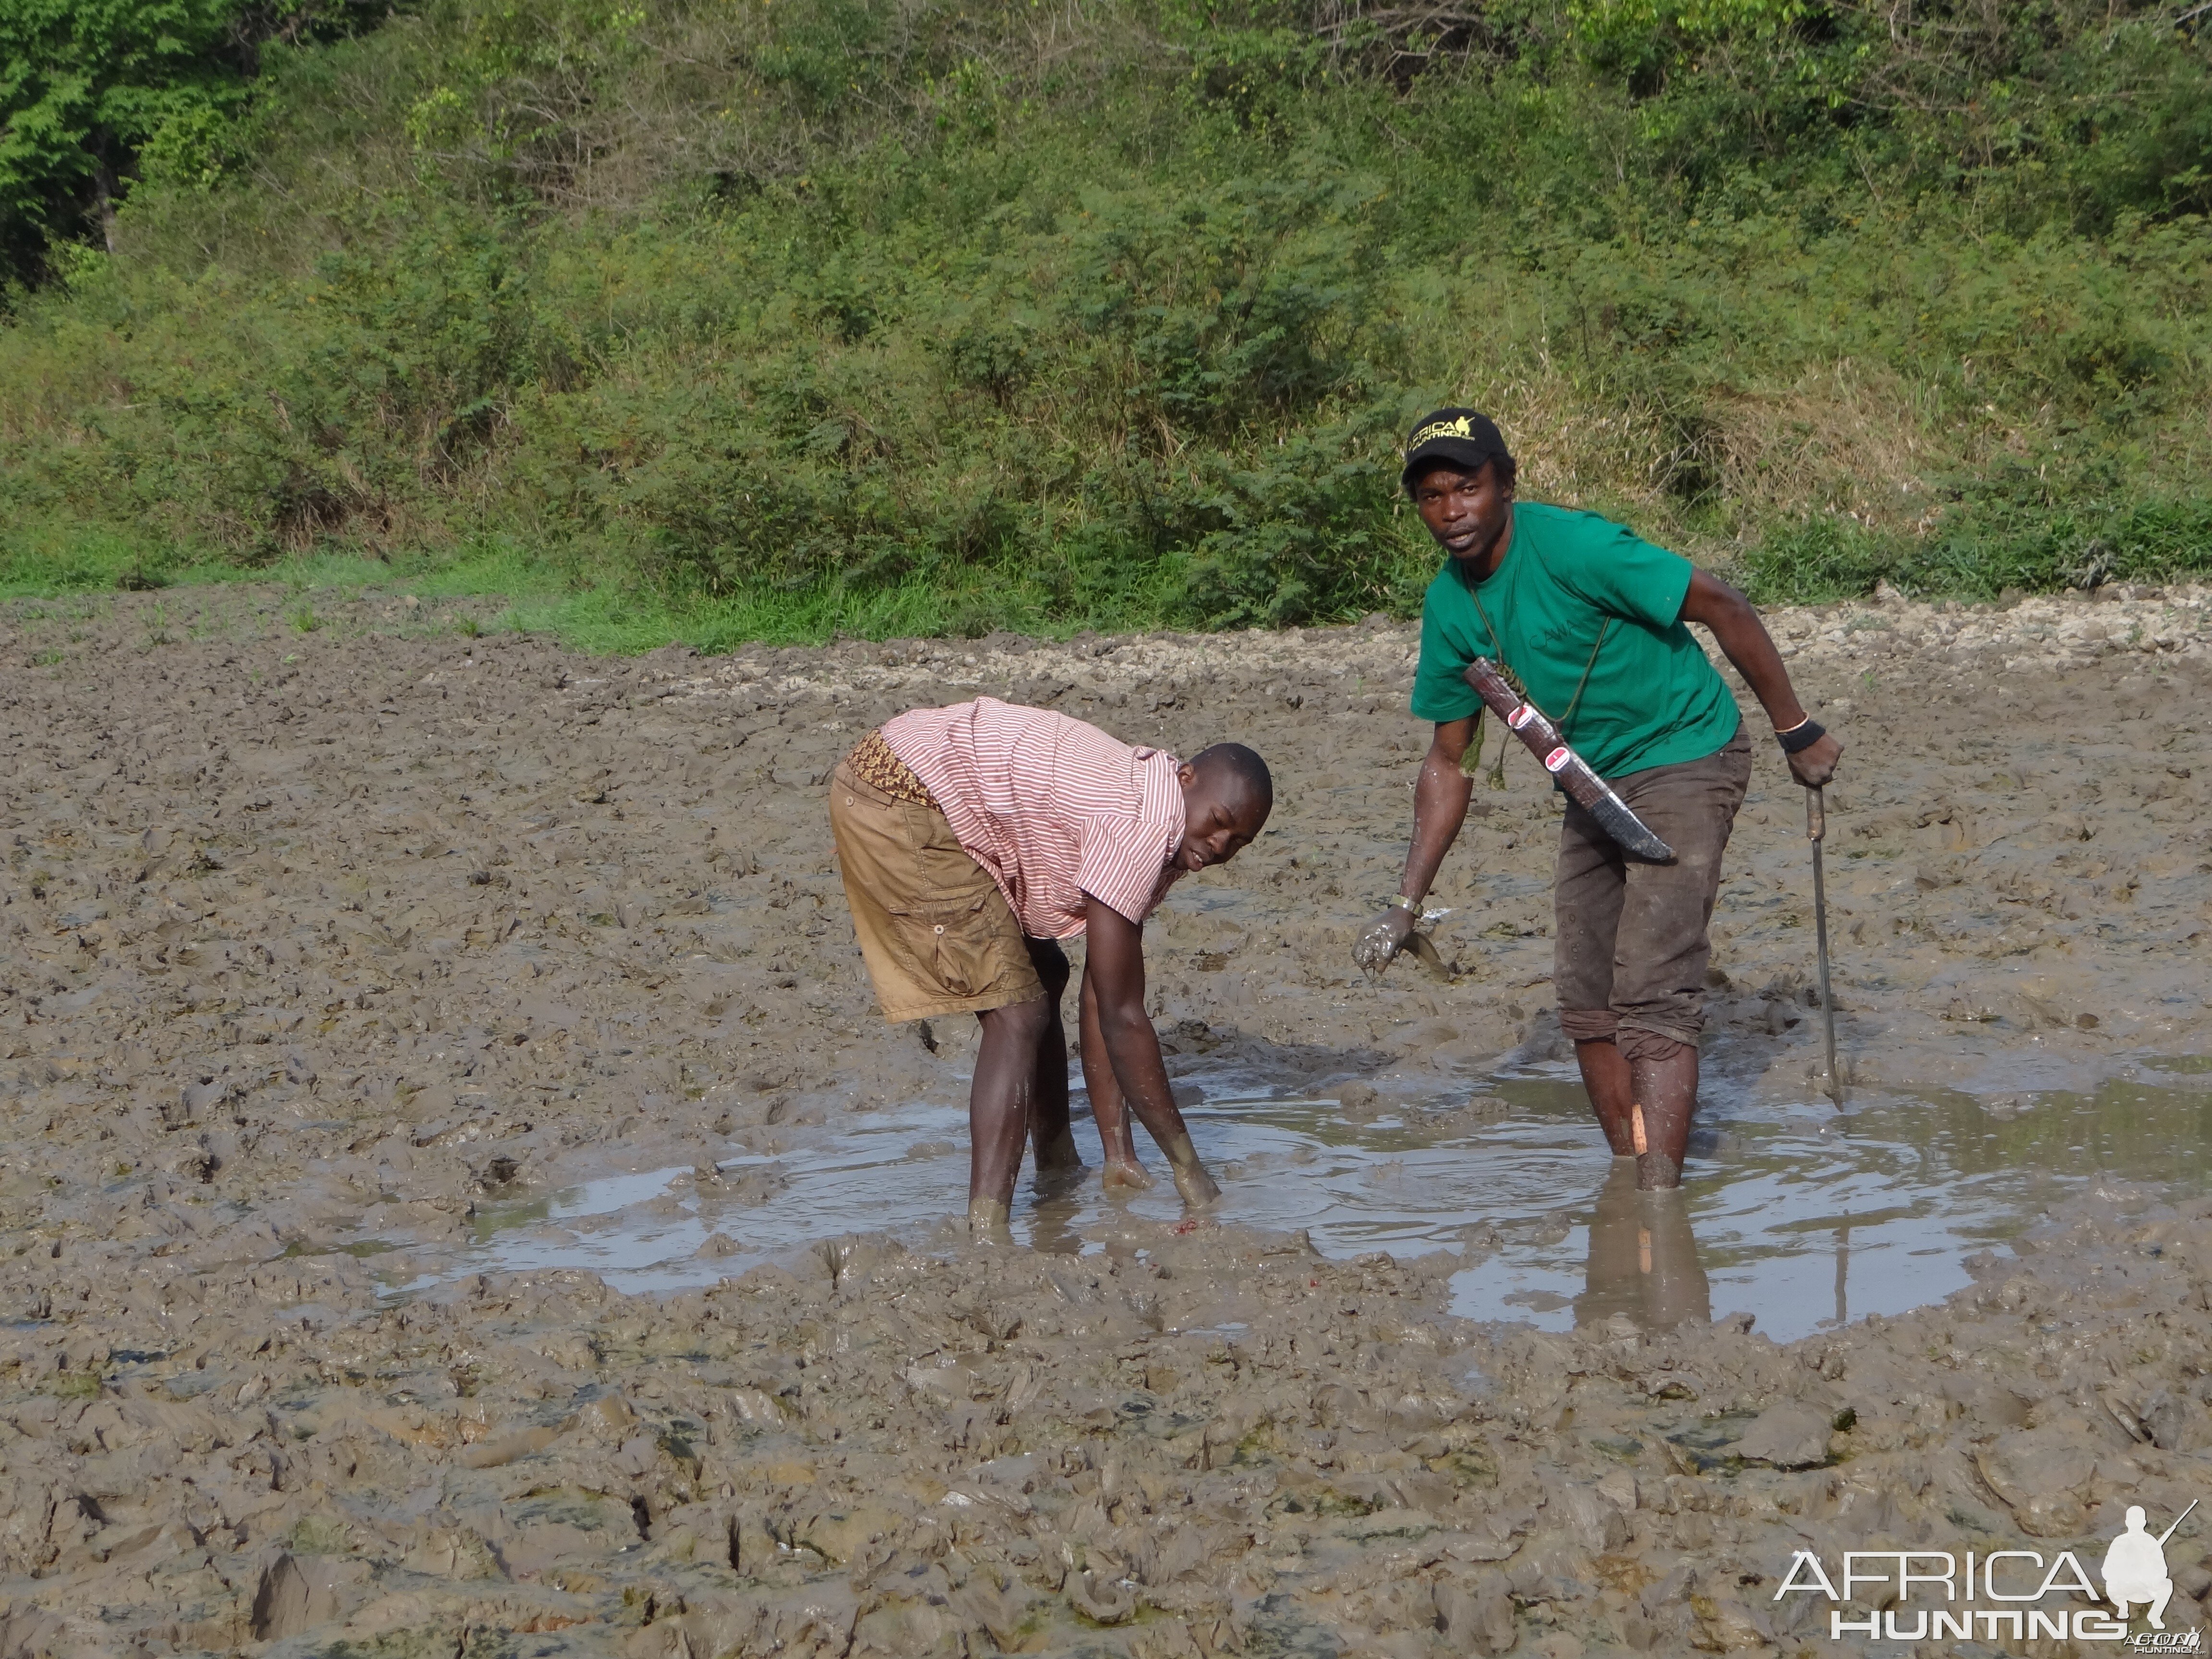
[2105,1501,2198,1630]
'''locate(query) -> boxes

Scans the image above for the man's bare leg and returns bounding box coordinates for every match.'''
[1627,1039,1699,1191]
[967,995,1052,1238]
[1024,940,1082,1176]
[1575,1036,1637,1156]
[1078,966,1150,1190]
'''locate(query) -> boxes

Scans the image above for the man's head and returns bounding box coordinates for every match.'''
[1175,744,1273,870]
[1402,408,1516,566]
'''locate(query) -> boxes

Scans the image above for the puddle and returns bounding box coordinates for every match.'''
[380,1058,2212,1344]
[1454,1064,2212,1340]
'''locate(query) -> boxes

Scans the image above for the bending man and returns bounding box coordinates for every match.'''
[830,696,1273,1235]
[1364,409,1841,1189]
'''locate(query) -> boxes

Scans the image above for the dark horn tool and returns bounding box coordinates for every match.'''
[1463,658,1673,862]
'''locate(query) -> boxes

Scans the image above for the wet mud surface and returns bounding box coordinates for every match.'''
[2,580,2210,1655]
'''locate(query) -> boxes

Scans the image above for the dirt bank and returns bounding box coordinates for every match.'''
[0,580,2208,1655]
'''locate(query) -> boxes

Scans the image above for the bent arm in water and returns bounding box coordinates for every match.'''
[1081,895,1220,1205]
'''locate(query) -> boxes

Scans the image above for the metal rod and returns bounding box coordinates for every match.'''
[1807,786,1841,1106]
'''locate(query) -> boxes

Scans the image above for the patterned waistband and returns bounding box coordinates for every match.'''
[846,729,937,807]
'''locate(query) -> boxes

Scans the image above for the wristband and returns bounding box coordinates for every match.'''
[1387,894,1419,912]
[1778,719,1826,756]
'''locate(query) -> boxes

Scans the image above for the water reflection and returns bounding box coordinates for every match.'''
[1575,1162,1711,1331]
[382,1053,2212,1343]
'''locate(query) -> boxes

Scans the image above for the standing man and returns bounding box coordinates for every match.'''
[830,696,1273,1237]
[1362,409,1842,1190]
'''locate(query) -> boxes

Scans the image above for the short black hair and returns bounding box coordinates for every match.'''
[1407,451,1516,495]
[1192,743,1273,812]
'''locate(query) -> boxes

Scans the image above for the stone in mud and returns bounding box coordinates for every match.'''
[1435,1569,1518,1655]
[1691,1590,1770,1651]
[1734,1402,1834,1469]
[1555,1484,1632,1550]
[945,1569,1037,1650]
[1975,1429,2098,1537]
[249,1550,366,1639]
[455,1422,564,1468]
[175,1078,228,1121]
[577,1390,640,1441]
[2141,1388,2202,1452]
[401,1527,504,1580]
[795,1501,905,1565]
[527,1331,600,1371]
[1944,1379,2031,1432]
[725,1167,790,1206]
[1070,1568,1137,1624]
[1130,1619,1207,1659]
[1338,1082,1385,1121]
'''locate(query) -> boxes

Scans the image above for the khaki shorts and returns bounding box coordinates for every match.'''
[828,754,1045,1022]
[1553,722,1753,1060]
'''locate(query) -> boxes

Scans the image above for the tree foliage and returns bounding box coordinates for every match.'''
[0,0,376,286]
[1,0,2209,633]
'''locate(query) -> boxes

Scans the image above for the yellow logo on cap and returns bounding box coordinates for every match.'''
[1407,415,1475,449]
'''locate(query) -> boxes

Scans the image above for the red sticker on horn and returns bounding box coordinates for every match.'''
[1508,705,1537,731]
[1544,747,1572,772]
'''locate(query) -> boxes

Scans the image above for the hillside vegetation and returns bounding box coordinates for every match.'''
[3,0,2210,643]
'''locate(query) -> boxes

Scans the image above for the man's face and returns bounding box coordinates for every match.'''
[1175,776,1267,871]
[1412,459,1512,564]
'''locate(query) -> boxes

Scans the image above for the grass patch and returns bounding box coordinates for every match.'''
[2,1,2208,646]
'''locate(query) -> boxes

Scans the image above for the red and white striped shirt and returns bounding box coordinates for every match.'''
[881,697,1186,938]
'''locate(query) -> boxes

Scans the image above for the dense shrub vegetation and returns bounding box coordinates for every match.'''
[2,0,2209,639]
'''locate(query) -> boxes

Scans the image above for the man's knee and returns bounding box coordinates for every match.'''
[979,994,1055,1042]
[1559,1008,1619,1044]
[1618,1024,1697,1066]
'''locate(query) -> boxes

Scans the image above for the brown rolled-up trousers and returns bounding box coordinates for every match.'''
[1552,722,1752,1062]
[828,754,1044,1022]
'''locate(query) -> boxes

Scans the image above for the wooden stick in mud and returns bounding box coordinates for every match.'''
[1808,786,1842,1107]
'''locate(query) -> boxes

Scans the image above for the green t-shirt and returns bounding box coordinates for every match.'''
[1410,502,1740,778]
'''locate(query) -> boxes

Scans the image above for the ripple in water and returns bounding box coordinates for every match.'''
[387,1056,2212,1344]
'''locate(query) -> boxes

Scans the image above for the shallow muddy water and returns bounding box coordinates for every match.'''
[1461,1057,2212,1339]
[416,1056,2212,1345]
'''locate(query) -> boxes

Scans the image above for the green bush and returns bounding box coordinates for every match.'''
[1,0,2209,640]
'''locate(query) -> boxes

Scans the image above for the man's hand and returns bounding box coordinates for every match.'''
[1369,714,1479,976]
[1353,905,1416,973]
[1788,730,1843,789]
[1679,572,1845,789]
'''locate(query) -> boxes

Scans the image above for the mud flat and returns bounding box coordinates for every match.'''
[0,581,2209,1655]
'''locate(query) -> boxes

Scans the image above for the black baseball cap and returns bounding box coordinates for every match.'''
[1400,407,1513,493]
